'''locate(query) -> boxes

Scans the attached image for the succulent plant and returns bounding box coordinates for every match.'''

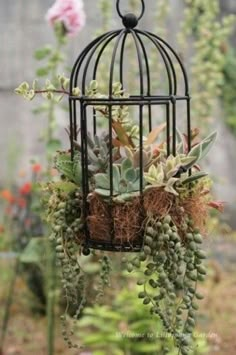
[73,133,119,174]
[144,130,217,195]
[94,158,144,202]
[54,151,82,185]
[86,133,110,173]
[177,129,217,161]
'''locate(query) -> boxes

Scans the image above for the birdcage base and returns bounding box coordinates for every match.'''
[77,186,208,252]
[86,194,142,249]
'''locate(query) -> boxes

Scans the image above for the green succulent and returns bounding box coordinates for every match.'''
[87,80,140,142]
[177,130,217,161]
[86,133,110,173]
[94,158,144,202]
[54,151,82,185]
[144,154,197,195]
[123,145,155,170]
[144,130,217,195]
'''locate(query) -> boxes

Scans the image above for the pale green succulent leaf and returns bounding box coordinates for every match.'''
[124,168,136,182]
[112,165,120,191]
[55,153,74,181]
[181,172,208,184]
[121,158,133,178]
[118,180,128,194]
[95,174,110,190]
[181,155,197,166]
[164,185,179,196]
[189,131,217,164]
[95,189,111,197]
[176,129,185,154]
[72,162,82,185]
[88,149,98,163]
[166,166,181,179]
[166,177,179,187]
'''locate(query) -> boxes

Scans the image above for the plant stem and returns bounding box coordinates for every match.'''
[46,242,57,355]
[46,39,64,171]
[0,257,20,354]
[46,37,65,355]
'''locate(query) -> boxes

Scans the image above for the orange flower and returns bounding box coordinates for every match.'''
[0,225,5,234]
[32,163,42,173]
[0,189,15,203]
[19,182,32,195]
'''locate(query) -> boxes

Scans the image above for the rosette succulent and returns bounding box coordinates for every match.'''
[94,158,144,202]
[144,130,217,195]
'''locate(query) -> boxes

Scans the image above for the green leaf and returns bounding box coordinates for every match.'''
[181,155,197,166]
[164,185,178,195]
[36,67,50,77]
[19,237,45,265]
[181,171,208,184]
[112,165,120,191]
[88,148,98,163]
[124,168,136,182]
[132,342,162,353]
[34,46,52,60]
[72,161,82,185]
[176,129,185,153]
[121,158,133,177]
[89,80,98,91]
[49,181,77,193]
[95,188,111,197]
[46,139,61,154]
[54,153,74,180]
[95,174,110,189]
[188,131,217,164]
[72,87,80,96]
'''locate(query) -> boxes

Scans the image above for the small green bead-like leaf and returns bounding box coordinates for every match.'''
[143,245,152,255]
[72,87,81,96]
[36,67,50,77]
[143,297,151,305]
[34,46,52,60]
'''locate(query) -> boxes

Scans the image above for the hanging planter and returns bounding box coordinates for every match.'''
[16,1,223,353]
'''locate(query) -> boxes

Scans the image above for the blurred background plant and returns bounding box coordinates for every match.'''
[77,284,209,355]
[0,0,236,354]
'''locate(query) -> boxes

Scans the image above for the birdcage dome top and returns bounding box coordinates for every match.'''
[69,1,189,99]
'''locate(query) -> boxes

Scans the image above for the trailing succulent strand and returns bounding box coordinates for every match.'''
[17,77,219,353]
[125,214,206,355]
[95,254,112,303]
[47,187,86,349]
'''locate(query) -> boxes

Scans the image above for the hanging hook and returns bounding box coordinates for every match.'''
[116,0,145,21]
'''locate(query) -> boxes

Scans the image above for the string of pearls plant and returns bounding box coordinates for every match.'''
[16,77,223,354]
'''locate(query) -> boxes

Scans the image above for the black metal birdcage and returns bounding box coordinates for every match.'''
[68,0,191,252]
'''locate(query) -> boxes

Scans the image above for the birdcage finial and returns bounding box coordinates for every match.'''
[116,0,145,28]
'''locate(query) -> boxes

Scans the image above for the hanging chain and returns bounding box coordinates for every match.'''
[116,0,145,20]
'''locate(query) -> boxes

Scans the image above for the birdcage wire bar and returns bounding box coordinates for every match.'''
[68,0,191,252]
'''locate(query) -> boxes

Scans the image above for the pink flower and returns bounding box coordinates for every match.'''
[208,200,225,213]
[46,0,86,36]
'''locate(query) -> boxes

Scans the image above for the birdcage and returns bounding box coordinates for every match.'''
[68,0,191,252]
